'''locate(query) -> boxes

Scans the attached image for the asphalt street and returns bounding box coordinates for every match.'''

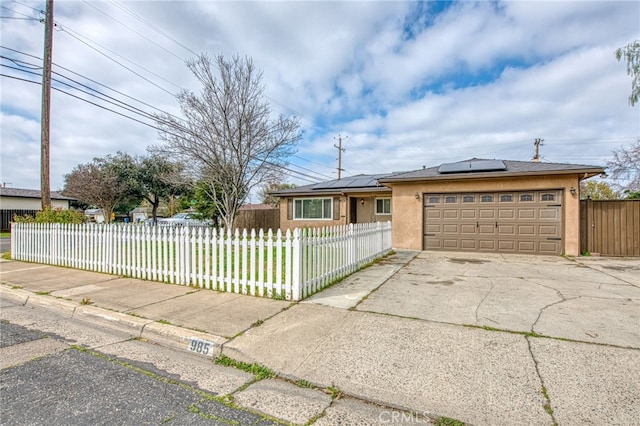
[0,237,9,255]
[0,320,278,425]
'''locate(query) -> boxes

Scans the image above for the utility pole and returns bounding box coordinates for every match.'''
[40,0,54,209]
[334,135,346,179]
[533,138,544,162]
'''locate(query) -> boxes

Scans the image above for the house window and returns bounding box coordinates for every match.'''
[463,195,475,203]
[428,196,440,203]
[445,196,457,203]
[481,195,494,203]
[520,194,533,202]
[541,193,555,201]
[294,198,332,220]
[500,194,513,202]
[375,198,391,215]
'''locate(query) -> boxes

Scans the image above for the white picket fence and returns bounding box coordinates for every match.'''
[10,221,392,301]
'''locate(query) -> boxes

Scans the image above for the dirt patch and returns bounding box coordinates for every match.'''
[448,258,488,265]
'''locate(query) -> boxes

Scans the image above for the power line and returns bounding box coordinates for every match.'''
[1,46,183,120]
[80,0,185,61]
[108,0,198,57]
[57,23,179,95]
[1,73,325,184]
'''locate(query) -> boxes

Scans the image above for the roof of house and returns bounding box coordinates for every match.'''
[379,158,604,183]
[271,174,393,197]
[0,187,76,201]
[271,158,605,197]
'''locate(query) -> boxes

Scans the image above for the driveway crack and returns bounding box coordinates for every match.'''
[474,278,494,324]
[526,336,558,426]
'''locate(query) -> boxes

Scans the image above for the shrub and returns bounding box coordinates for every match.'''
[13,208,87,224]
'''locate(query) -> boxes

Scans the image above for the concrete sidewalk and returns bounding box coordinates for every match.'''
[1,252,639,425]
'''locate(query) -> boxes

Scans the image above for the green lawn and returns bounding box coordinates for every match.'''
[0,232,10,238]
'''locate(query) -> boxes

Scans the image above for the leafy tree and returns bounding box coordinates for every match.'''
[607,140,640,194]
[616,40,640,106]
[13,208,87,224]
[62,152,140,224]
[260,182,296,207]
[154,53,301,229]
[176,181,221,225]
[579,180,620,200]
[137,154,189,223]
[622,189,640,199]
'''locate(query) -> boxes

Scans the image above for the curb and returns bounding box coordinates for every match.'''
[0,285,228,357]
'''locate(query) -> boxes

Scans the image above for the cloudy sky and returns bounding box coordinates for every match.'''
[1,0,638,195]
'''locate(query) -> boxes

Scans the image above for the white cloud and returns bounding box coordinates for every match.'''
[0,0,638,192]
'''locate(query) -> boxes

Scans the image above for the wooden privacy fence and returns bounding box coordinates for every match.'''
[234,208,280,231]
[10,222,392,300]
[580,200,640,256]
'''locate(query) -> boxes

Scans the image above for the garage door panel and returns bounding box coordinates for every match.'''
[498,209,515,219]
[539,241,560,253]
[443,224,459,233]
[425,224,441,233]
[443,210,459,219]
[517,225,536,236]
[498,224,516,235]
[539,225,560,236]
[479,209,496,219]
[460,224,477,235]
[478,240,496,250]
[424,190,563,255]
[424,237,442,249]
[478,224,496,235]
[460,209,477,219]
[460,239,477,249]
[518,209,536,219]
[517,241,537,252]
[443,239,460,249]
[498,240,516,251]
[539,208,560,220]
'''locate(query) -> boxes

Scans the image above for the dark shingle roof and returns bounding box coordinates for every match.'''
[379,158,604,183]
[271,159,605,197]
[271,174,392,196]
[0,187,76,201]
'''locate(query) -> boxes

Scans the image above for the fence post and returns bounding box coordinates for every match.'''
[291,228,303,301]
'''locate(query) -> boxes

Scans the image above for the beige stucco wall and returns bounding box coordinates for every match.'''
[1,197,69,210]
[386,174,582,256]
[279,191,392,230]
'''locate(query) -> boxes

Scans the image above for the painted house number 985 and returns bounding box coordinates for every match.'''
[188,338,214,356]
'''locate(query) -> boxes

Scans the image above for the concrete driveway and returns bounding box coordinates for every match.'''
[356,252,640,348]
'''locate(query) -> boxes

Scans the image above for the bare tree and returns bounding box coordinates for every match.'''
[154,54,301,228]
[616,40,640,106]
[260,182,296,207]
[607,139,640,193]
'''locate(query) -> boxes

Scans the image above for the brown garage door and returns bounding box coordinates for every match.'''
[423,190,563,255]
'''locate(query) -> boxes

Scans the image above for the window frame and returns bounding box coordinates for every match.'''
[293,197,333,220]
[375,197,392,215]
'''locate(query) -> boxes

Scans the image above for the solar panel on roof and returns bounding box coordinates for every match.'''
[438,160,506,174]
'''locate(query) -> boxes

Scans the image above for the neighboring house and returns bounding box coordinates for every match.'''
[272,158,605,256]
[129,207,148,223]
[84,208,105,223]
[0,187,75,210]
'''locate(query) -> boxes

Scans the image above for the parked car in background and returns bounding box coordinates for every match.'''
[147,212,211,226]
